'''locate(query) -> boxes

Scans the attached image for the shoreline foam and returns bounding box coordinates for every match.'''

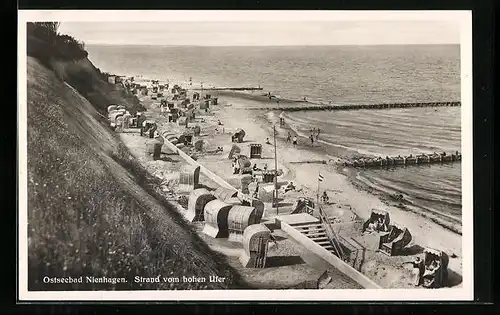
[121,72,463,286]
[210,100,462,284]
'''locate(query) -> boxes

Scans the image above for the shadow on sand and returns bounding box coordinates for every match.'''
[263,222,280,231]
[277,202,294,208]
[400,244,425,256]
[157,156,179,162]
[266,255,305,267]
[196,183,217,191]
[446,268,463,287]
[270,235,287,242]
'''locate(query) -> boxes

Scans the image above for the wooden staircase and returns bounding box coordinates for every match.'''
[287,221,339,255]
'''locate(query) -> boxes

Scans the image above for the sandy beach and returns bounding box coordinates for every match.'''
[128,84,462,288]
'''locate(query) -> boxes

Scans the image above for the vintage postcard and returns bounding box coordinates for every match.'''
[18,10,473,301]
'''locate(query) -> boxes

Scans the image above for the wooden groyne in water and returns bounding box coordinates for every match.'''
[238,101,461,111]
[191,87,263,91]
[342,152,461,169]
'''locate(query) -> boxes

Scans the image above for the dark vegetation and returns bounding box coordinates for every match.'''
[27,22,88,67]
[26,23,243,290]
[27,22,145,114]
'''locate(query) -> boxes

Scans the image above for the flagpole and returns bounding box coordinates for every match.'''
[317,171,320,208]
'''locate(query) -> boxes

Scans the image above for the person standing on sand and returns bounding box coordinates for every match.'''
[286,132,291,143]
[292,136,298,147]
[310,134,314,146]
[316,128,321,140]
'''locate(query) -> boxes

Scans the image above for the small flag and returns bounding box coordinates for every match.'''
[318,174,324,182]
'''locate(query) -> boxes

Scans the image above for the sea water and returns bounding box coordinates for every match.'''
[86,44,462,226]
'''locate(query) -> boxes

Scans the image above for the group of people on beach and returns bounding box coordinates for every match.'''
[306,127,320,146]
[364,217,389,234]
[286,132,298,147]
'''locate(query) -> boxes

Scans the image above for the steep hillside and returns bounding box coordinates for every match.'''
[50,57,145,115]
[26,56,244,290]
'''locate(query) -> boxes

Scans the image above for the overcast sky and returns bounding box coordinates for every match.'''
[58,21,460,46]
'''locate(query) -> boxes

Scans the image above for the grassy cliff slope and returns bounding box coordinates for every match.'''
[26,56,244,290]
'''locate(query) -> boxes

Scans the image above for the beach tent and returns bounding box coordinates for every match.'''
[421,248,449,288]
[213,187,239,202]
[200,100,210,110]
[378,223,412,256]
[228,144,241,160]
[251,199,265,222]
[107,105,118,113]
[291,197,315,215]
[194,139,204,152]
[237,155,252,170]
[108,109,126,119]
[145,138,163,161]
[202,200,232,238]
[227,205,259,243]
[179,164,201,193]
[250,144,262,159]
[162,131,176,139]
[257,184,275,203]
[239,224,271,268]
[114,116,125,131]
[122,113,132,129]
[178,134,193,146]
[193,125,201,136]
[362,209,391,232]
[185,188,216,222]
[231,129,246,143]
[240,174,253,194]
[178,116,188,127]
[109,112,125,126]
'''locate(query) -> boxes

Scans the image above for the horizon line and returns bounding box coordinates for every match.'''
[86,43,460,47]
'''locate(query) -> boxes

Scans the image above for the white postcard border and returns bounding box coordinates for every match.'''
[17,10,473,301]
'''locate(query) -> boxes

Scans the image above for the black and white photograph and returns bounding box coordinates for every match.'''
[18,10,473,301]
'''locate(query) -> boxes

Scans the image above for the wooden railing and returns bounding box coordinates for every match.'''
[318,206,346,261]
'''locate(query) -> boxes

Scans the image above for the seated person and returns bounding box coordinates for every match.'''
[252,163,259,171]
[365,221,378,233]
[428,260,438,272]
[217,119,223,125]
[263,164,268,171]
[321,191,330,204]
[378,218,389,232]
[284,181,296,193]
[266,137,271,144]
[231,162,239,174]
